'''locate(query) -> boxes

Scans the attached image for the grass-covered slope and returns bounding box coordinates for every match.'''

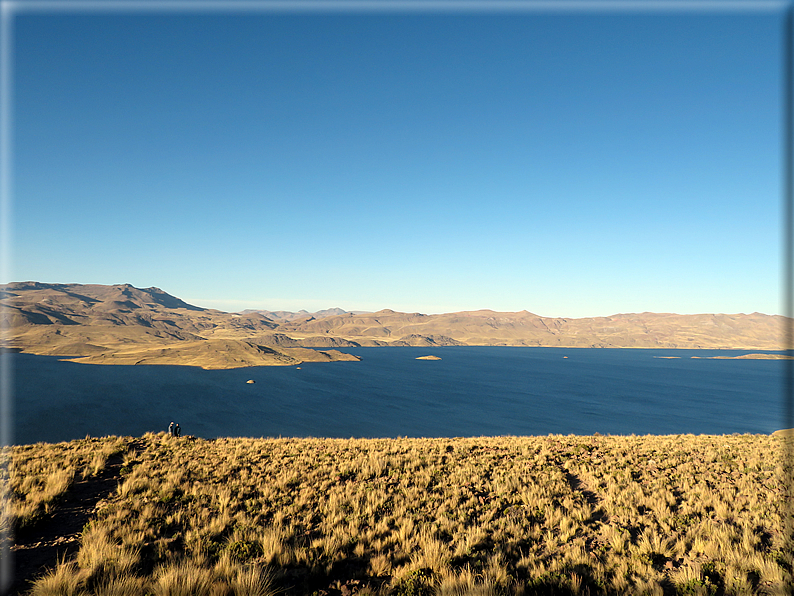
[3,433,791,595]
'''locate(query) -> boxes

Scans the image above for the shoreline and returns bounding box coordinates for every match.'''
[7,344,789,370]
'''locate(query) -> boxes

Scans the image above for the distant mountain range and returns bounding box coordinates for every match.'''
[240,307,370,322]
[1,282,786,368]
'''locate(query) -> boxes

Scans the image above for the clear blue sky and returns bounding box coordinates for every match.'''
[5,2,786,317]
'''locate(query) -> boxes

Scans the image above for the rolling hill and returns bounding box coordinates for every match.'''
[1,282,786,369]
[0,282,358,368]
[278,308,785,349]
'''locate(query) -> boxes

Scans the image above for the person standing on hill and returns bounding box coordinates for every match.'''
[168,421,175,436]
[175,423,181,437]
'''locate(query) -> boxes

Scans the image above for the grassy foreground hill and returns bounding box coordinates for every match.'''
[2,433,792,595]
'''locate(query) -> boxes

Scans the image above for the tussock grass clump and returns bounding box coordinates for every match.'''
[2,435,127,538]
[9,432,792,595]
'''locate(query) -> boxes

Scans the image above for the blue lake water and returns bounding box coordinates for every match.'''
[7,347,787,444]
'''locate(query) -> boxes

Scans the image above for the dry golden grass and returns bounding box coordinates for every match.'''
[6,433,792,595]
[2,436,127,537]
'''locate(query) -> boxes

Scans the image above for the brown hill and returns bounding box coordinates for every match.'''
[2,283,785,370]
[243,307,364,322]
[279,308,784,349]
[247,333,361,349]
[2,281,278,337]
[1,283,358,369]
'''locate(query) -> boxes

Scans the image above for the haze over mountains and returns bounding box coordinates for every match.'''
[0,282,785,369]
[241,307,368,322]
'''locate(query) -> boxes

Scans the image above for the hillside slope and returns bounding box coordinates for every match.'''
[1,282,785,369]
[279,308,784,349]
[1,282,358,368]
[6,434,788,595]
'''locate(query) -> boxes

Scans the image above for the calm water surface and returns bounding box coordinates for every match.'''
[9,347,785,444]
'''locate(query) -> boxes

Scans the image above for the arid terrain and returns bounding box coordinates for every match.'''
[0,282,786,369]
[0,283,358,369]
[282,309,785,350]
[2,433,791,595]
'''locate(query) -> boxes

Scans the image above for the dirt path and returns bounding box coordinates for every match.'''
[5,440,142,595]
[563,469,607,521]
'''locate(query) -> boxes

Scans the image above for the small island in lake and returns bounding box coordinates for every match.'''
[416,355,442,360]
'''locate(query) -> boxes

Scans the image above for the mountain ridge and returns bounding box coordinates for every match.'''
[241,307,370,322]
[1,282,357,368]
[1,282,785,368]
[278,309,783,349]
